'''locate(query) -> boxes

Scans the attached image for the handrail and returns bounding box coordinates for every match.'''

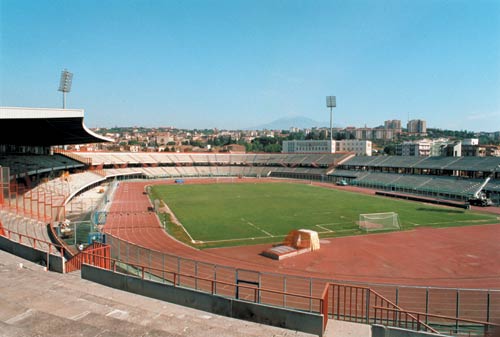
[54,148,92,166]
[82,252,325,302]
[66,242,110,273]
[47,222,75,260]
[327,282,439,334]
[369,287,437,333]
[1,227,65,257]
[83,251,497,336]
[372,306,500,327]
[321,283,329,330]
[372,306,499,336]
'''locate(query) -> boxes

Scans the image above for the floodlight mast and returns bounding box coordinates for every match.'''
[326,96,336,142]
[58,69,73,109]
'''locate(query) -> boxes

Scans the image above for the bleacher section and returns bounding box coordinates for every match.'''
[72,152,352,168]
[57,152,498,204]
[0,210,59,254]
[102,166,276,178]
[0,154,84,177]
[341,156,500,173]
[26,171,106,203]
[51,152,352,181]
[333,156,500,203]
[0,170,106,258]
[352,172,487,195]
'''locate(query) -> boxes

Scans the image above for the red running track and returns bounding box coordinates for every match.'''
[104,179,500,289]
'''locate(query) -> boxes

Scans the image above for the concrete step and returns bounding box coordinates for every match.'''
[1,320,46,337]
[324,319,372,337]
[78,312,183,337]
[0,295,28,323]
[2,308,121,337]
[0,250,315,337]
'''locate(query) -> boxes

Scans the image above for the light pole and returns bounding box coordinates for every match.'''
[326,96,336,142]
[58,69,73,109]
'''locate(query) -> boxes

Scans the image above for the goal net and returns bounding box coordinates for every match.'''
[359,212,401,232]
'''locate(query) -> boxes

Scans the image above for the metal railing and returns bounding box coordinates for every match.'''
[372,306,499,337]
[327,283,438,333]
[78,250,326,314]
[0,227,66,272]
[65,242,110,273]
[106,234,500,326]
[77,247,498,336]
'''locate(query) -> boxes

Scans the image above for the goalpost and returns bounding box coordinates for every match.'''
[359,212,401,232]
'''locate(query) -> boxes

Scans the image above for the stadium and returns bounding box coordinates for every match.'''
[1,106,500,336]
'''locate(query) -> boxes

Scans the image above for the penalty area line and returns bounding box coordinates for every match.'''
[245,220,274,237]
[199,235,280,244]
[241,218,274,238]
[315,224,334,232]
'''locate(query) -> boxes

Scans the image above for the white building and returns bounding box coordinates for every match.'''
[282,139,372,156]
[462,138,479,146]
[336,139,372,156]
[396,140,431,156]
[282,140,335,153]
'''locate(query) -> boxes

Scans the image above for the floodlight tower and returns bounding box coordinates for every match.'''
[326,96,336,141]
[58,69,73,109]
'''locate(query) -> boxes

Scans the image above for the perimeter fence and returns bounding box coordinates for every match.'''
[90,179,119,230]
[106,234,500,326]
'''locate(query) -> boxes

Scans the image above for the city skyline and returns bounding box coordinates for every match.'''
[1,0,499,132]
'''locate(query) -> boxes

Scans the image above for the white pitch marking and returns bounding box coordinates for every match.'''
[316,224,333,232]
[242,218,273,237]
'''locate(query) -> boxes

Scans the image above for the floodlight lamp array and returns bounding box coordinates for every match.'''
[58,69,73,93]
[326,96,336,108]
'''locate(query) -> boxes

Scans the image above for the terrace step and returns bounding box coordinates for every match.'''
[0,250,315,337]
[2,307,119,337]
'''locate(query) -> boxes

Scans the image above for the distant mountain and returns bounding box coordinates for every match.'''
[246,116,331,130]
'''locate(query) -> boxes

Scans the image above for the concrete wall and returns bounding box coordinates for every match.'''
[372,324,452,337]
[0,235,64,273]
[82,264,324,336]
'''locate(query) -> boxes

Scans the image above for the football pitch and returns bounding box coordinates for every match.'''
[150,182,498,248]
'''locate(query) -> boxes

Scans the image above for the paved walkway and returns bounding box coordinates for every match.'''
[324,320,371,337]
[0,250,317,337]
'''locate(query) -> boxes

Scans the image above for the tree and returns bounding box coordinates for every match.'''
[264,143,282,152]
[383,144,396,155]
[190,139,204,148]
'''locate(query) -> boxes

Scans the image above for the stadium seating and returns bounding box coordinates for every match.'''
[341,155,500,172]
[346,170,498,198]
[0,210,59,254]
[72,152,352,168]
[0,154,84,177]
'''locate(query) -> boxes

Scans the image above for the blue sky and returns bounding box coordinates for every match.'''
[1,0,499,131]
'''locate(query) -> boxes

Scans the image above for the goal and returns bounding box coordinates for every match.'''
[359,212,401,232]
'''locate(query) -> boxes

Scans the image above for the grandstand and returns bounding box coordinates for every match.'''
[70,152,499,205]
[0,153,84,177]
[333,156,500,205]
[74,151,351,168]
[63,151,353,183]
[339,156,500,177]
[0,107,111,265]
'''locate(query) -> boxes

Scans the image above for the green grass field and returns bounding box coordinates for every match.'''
[150,182,499,248]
